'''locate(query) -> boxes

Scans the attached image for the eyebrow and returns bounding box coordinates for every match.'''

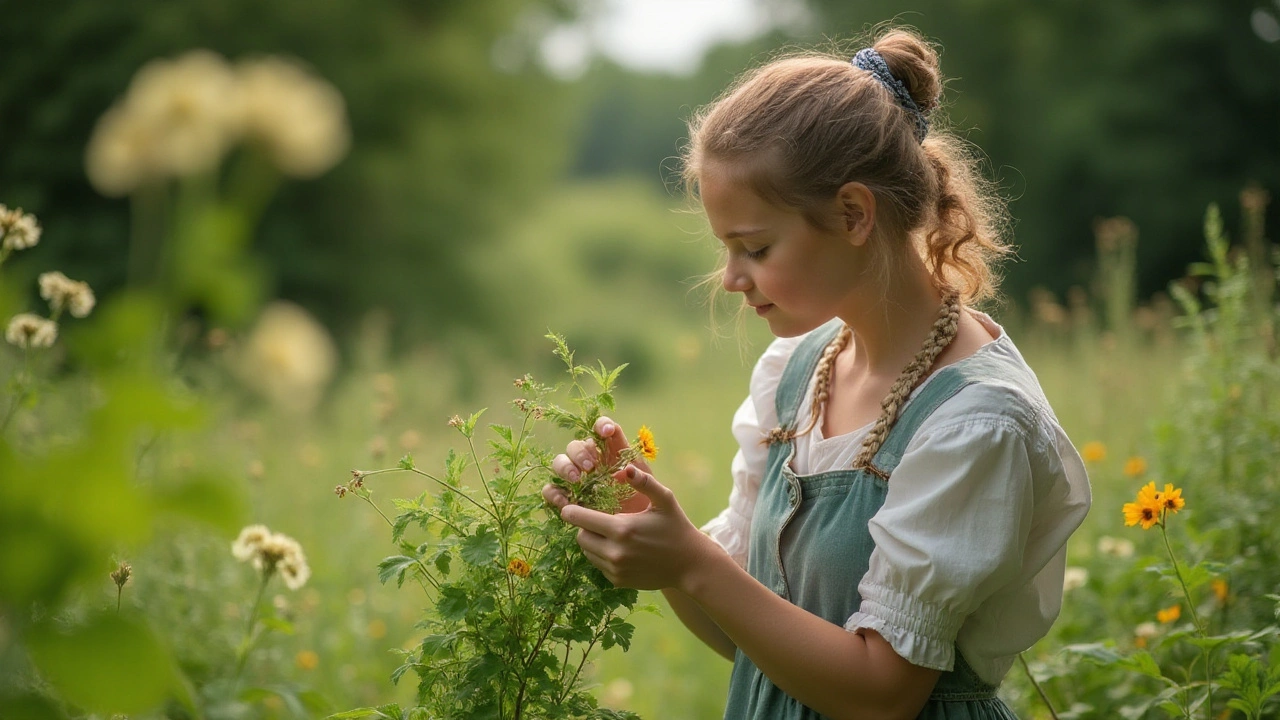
[723,228,766,240]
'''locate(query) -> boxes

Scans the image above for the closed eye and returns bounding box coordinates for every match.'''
[745,245,769,260]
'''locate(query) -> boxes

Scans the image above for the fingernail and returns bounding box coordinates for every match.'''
[582,459,594,472]
[603,423,614,435]
[568,469,579,482]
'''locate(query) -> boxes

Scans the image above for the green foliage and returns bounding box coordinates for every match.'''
[338,336,649,719]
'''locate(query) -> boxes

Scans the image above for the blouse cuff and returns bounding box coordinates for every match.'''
[844,582,964,672]
[700,510,749,568]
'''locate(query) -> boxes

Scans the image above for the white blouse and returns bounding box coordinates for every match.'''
[701,312,1092,685]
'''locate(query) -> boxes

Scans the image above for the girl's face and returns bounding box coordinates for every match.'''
[700,162,867,338]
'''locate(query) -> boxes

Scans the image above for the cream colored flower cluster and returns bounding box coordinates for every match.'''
[86,50,350,196]
[232,301,337,414]
[232,524,311,590]
[0,205,41,254]
[38,271,96,319]
[2,205,96,350]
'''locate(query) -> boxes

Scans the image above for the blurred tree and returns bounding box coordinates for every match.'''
[0,0,584,345]
[781,0,1280,299]
[567,1,1280,302]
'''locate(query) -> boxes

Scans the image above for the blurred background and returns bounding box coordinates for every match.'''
[2,0,1279,718]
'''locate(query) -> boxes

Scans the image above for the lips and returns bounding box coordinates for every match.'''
[751,303,773,316]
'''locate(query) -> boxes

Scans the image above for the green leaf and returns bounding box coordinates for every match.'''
[437,587,470,621]
[459,526,500,566]
[398,453,415,470]
[462,409,487,438]
[26,613,191,715]
[258,616,295,635]
[377,555,419,588]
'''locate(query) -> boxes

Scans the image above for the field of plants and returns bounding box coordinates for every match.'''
[3,39,1280,720]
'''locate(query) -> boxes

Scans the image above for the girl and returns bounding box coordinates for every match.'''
[543,27,1091,720]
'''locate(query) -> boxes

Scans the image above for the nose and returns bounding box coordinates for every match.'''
[722,256,752,294]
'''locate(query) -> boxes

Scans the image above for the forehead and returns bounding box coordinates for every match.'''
[698,160,786,237]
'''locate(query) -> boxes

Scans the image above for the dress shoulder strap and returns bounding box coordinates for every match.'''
[773,319,845,430]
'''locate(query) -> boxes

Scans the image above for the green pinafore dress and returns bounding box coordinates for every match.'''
[723,320,1021,719]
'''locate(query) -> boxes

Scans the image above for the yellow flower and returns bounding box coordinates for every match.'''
[1123,481,1163,529]
[1157,604,1181,624]
[1157,483,1185,513]
[1081,441,1107,463]
[1212,579,1229,603]
[295,650,319,671]
[507,558,531,578]
[367,618,387,639]
[637,425,659,461]
[1122,456,1147,478]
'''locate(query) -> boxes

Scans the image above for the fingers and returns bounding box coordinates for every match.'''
[621,464,674,510]
[542,483,569,510]
[559,503,617,537]
[594,417,635,466]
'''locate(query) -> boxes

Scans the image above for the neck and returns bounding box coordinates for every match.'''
[837,256,945,376]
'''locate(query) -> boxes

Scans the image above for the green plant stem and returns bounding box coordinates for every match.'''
[1,350,31,434]
[409,467,500,522]
[357,493,439,592]
[1159,517,1212,718]
[234,569,272,684]
[1017,653,1061,720]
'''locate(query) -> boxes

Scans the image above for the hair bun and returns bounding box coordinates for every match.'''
[873,29,942,114]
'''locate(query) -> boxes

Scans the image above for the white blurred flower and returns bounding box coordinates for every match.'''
[231,524,310,590]
[87,50,241,195]
[236,56,350,178]
[1097,535,1135,558]
[1134,621,1159,640]
[1063,566,1089,592]
[232,524,273,562]
[5,313,58,349]
[0,205,42,252]
[38,271,95,319]
[236,300,337,413]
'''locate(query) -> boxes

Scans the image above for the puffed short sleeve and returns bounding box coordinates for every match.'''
[701,335,803,567]
[844,411,1040,672]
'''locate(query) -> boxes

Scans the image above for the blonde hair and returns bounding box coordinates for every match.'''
[682,27,1011,305]
[682,28,1007,471]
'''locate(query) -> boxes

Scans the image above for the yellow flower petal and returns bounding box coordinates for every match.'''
[637,425,659,462]
[1081,441,1107,463]
[1156,604,1181,624]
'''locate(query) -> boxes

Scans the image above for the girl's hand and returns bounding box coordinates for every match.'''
[557,463,713,592]
[543,416,651,514]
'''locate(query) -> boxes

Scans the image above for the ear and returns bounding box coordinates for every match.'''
[836,182,876,247]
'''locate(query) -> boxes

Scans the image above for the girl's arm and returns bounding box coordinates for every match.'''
[660,587,736,661]
[561,464,941,720]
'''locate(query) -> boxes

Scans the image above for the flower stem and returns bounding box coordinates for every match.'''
[1160,519,1205,634]
[1017,653,1061,720]
[234,569,272,685]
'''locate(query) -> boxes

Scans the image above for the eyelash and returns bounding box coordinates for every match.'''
[745,246,769,260]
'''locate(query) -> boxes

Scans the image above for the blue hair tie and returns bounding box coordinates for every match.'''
[852,48,929,142]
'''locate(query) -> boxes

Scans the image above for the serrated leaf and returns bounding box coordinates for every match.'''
[459,526,500,566]
[463,409,487,437]
[398,454,415,470]
[437,587,470,621]
[377,555,418,588]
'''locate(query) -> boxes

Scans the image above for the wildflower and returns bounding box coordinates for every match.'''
[1156,604,1181,624]
[1097,535,1135,558]
[1212,579,1229,603]
[636,425,659,461]
[1123,481,1163,530]
[1134,621,1158,648]
[38,271,95,319]
[231,524,310,589]
[507,558,531,578]
[1122,456,1147,478]
[1157,483,1185,513]
[447,415,464,428]
[513,376,526,388]
[1080,441,1107,463]
[1062,567,1088,592]
[5,313,58,349]
[110,561,132,589]
[0,205,41,253]
[235,56,350,178]
[514,398,530,412]
[334,485,347,498]
[295,650,319,671]
[234,301,337,413]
